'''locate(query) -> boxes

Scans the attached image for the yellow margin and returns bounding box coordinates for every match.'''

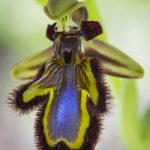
[23,83,90,149]
[43,89,90,149]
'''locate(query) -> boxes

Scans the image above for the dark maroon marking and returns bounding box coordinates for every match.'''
[81,21,103,41]
[46,23,57,41]
[63,51,72,64]
[57,32,79,38]
[46,23,81,41]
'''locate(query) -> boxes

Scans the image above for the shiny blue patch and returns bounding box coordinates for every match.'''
[49,66,80,142]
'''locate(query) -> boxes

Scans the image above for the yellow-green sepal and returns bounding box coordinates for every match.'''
[85,39,144,78]
[11,46,54,80]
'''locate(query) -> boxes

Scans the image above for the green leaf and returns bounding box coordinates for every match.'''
[119,79,142,150]
[35,0,48,6]
[139,104,150,146]
[119,80,150,150]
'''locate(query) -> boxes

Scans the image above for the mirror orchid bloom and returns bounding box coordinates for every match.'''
[8,0,144,150]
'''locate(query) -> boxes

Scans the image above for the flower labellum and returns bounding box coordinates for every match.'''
[8,0,144,150]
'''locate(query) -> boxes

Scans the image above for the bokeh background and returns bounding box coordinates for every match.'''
[0,0,150,150]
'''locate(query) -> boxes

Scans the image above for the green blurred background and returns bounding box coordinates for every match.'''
[0,0,150,150]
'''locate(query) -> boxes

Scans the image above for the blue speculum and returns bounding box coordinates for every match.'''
[49,66,80,142]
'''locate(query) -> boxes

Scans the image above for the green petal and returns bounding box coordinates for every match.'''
[85,39,144,78]
[11,46,54,80]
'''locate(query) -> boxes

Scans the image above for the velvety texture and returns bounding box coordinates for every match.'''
[49,66,80,142]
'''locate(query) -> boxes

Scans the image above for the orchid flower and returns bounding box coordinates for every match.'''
[8,0,144,150]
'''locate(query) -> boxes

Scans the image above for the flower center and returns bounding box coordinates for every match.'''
[56,15,78,32]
